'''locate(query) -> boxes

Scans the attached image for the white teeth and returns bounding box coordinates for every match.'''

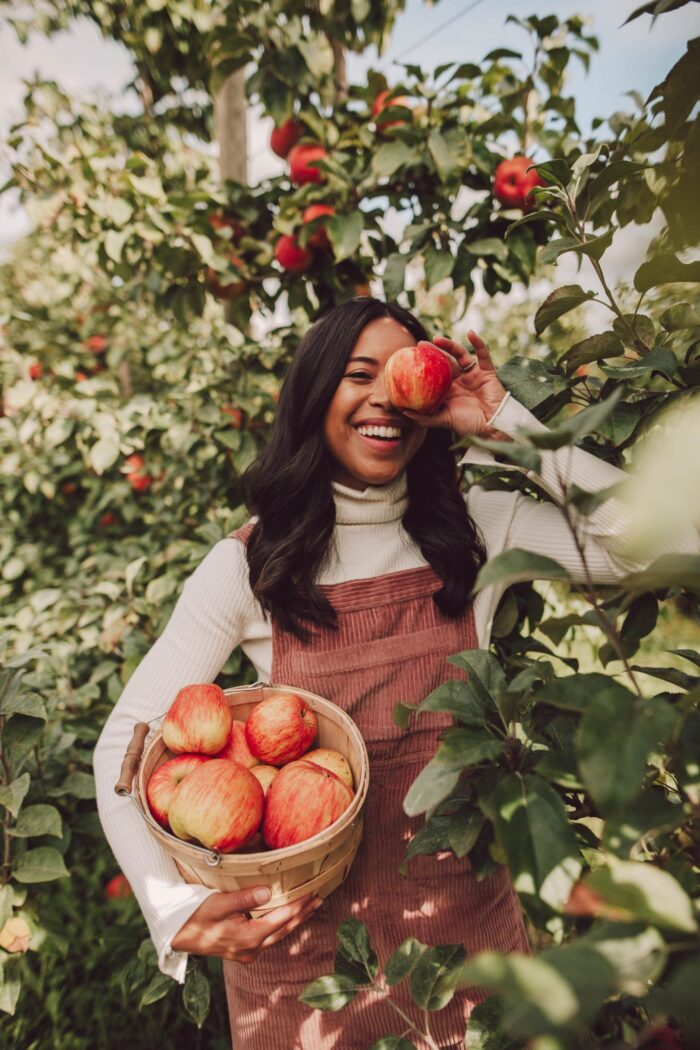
[356,425,402,439]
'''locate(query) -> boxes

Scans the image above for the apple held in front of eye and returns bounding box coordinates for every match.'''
[263,760,354,848]
[147,753,211,829]
[306,747,354,789]
[245,691,318,766]
[384,341,454,414]
[162,683,232,755]
[168,759,264,852]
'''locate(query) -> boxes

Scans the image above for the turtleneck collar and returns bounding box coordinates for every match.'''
[332,472,408,525]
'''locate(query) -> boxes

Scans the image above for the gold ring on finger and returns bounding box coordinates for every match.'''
[461,357,477,373]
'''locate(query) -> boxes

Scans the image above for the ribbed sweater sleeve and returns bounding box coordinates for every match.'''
[464,395,699,641]
[93,538,256,982]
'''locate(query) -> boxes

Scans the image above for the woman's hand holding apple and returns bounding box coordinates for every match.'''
[171,885,323,964]
[401,332,508,440]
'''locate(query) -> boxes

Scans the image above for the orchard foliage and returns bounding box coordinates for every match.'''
[0,0,699,1046]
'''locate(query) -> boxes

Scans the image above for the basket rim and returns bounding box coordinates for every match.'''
[132,681,370,865]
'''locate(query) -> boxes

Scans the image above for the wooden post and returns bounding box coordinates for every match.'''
[214,68,248,184]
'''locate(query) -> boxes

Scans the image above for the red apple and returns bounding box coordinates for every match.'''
[263,759,353,848]
[384,341,454,414]
[168,759,264,852]
[270,118,303,159]
[221,405,243,429]
[146,753,210,829]
[214,719,257,768]
[29,362,43,380]
[638,1026,684,1050]
[99,511,117,528]
[306,747,354,790]
[209,212,246,240]
[104,874,132,900]
[250,764,279,794]
[162,683,232,755]
[493,156,546,210]
[245,691,318,765]
[288,143,327,186]
[124,453,153,493]
[85,334,107,354]
[301,204,335,249]
[372,89,410,133]
[206,260,247,301]
[274,234,312,273]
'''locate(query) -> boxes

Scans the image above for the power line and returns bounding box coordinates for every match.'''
[388,0,492,65]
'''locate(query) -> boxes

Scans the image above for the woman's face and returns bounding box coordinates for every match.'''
[323,317,427,490]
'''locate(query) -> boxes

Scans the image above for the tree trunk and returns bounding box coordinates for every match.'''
[214,68,248,184]
[327,34,348,104]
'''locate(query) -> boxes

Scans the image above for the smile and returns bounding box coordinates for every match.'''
[355,425,403,440]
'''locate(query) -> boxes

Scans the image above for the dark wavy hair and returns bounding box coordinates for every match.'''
[243,297,487,638]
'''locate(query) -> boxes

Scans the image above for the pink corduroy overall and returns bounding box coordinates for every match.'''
[223,527,529,1049]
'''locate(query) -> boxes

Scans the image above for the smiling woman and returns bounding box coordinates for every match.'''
[93,296,698,1050]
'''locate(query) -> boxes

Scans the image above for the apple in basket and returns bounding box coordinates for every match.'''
[214,719,257,768]
[162,683,232,754]
[306,748,354,789]
[147,753,210,829]
[245,690,318,766]
[263,759,353,849]
[250,765,279,794]
[168,759,264,852]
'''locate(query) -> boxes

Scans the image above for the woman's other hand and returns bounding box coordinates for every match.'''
[402,331,508,440]
[170,885,323,964]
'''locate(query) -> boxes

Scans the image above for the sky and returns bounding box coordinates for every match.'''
[0,0,697,295]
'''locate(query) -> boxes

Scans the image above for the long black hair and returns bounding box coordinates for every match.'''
[243,297,487,638]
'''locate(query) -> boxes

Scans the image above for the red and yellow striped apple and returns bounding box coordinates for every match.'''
[306,747,354,789]
[146,753,210,829]
[214,719,257,768]
[384,341,454,414]
[250,764,279,794]
[263,759,353,848]
[168,759,264,852]
[245,691,318,765]
[162,683,232,755]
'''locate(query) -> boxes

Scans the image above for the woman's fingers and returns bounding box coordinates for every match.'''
[466,330,496,373]
[255,897,323,951]
[431,335,476,373]
[241,894,321,948]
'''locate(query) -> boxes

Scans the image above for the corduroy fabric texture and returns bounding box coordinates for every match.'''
[224,527,529,1049]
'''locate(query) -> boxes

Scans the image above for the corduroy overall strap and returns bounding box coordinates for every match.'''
[223,544,529,1050]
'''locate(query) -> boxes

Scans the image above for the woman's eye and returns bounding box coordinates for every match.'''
[346,370,372,380]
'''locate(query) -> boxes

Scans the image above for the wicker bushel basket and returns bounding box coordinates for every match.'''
[115,683,370,913]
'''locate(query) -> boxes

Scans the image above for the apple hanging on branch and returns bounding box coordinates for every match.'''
[301,204,335,249]
[274,233,313,273]
[270,117,303,158]
[371,89,410,135]
[288,143,328,186]
[493,155,546,211]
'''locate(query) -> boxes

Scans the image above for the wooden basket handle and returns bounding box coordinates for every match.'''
[114,723,150,797]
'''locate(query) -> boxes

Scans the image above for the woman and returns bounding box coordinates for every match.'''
[94,297,694,1049]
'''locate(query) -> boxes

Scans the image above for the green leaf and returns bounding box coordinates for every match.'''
[0,957,22,1016]
[104,229,129,263]
[424,246,454,290]
[497,356,567,408]
[0,692,47,719]
[418,680,494,727]
[13,847,70,883]
[468,994,522,1049]
[448,807,484,858]
[604,789,684,856]
[327,212,363,263]
[0,885,13,930]
[522,389,624,449]
[0,773,30,818]
[371,141,413,178]
[49,772,96,799]
[465,238,509,263]
[409,944,466,1011]
[533,673,624,713]
[336,918,378,982]
[474,550,570,593]
[658,35,700,137]
[620,553,700,594]
[634,253,700,293]
[89,438,121,475]
[581,923,667,997]
[382,253,407,298]
[437,728,504,769]
[3,716,45,770]
[298,973,358,1011]
[182,968,210,1028]
[574,228,615,262]
[538,236,580,265]
[140,971,173,1008]
[630,665,697,689]
[427,129,461,183]
[400,814,451,875]
[384,937,427,986]
[403,760,460,817]
[646,953,700,1038]
[532,158,572,187]
[577,691,675,815]
[369,1039,417,1050]
[11,804,62,839]
[493,774,582,910]
[661,301,700,330]
[586,856,697,932]
[534,285,596,334]
[505,209,566,238]
[601,345,678,379]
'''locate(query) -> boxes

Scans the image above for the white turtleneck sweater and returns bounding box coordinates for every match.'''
[93,395,698,982]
